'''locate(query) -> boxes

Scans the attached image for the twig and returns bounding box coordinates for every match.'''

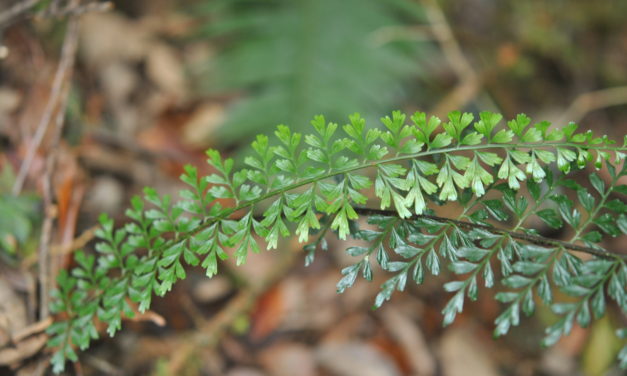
[557,86,627,125]
[0,0,110,27]
[0,334,47,366]
[31,357,50,376]
[11,13,79,196]
[165,288,253,373]
[31,12,79,320]
[11,317,53,343]
[37,164,55,319]
[82,354,122,376]
[49,0,63,15]
[167,246,298,374]
[423,0,475,84]
[51,225,97,256]
[47,13,82,279]
[125,308,166,327]
[352,207,627,261]
[179,295,208,328]
[422,0,499,117]
[0,0,42,27]
[368,25,433,46]
[22,225,97,269]
[38,1,113,18]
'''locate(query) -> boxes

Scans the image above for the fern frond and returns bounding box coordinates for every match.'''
[47,111,627,372]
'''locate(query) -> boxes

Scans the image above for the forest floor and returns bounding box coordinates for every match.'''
[0,1,626,375]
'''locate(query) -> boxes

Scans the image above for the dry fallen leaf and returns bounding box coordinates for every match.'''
[249,283,287,341]
[380,306,436,376]
[0,278,27,348]
[258,342,316,376]
[181,103,225,149]
[146,45,187,101]
[438,327,499,376]
[316,342,402,376]
[0,334,47,366]
[79,12,153,68]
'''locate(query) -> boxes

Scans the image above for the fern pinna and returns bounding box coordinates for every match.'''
[47,111,627,372]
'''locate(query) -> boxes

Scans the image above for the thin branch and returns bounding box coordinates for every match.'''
[49,0,63,15]
[47,14,81,279]
[11,317,53,343]
[38,0,113,18]
[0,0,42,27]
[11,14,79,196]
[37,160,55,319]
[368,25,434,46]
[31,13,79,320]
[352,207,627,261]
[557,86,627,125]
[422,0,500,117]
[0,0,110,27]
[166,245,298,374]
[423,0,475,83]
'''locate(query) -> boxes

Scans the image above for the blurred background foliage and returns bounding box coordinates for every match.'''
[444,0,627,116]
[190,0,431,146]
[0,164,40,261]
[182,0,627,148]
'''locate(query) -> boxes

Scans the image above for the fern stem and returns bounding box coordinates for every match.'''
[304,213,335,266]
[571,172,620,242]
[351,207,626,261]
[237,142,625,216]
[198,141,626,243]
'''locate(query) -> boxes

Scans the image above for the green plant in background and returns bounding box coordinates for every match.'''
[0,165,40,260]
[194,0,428,145]
[47,111,627,372]
[0,194,40,257]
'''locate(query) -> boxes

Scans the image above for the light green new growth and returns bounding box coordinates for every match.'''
[47,111,627,373]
